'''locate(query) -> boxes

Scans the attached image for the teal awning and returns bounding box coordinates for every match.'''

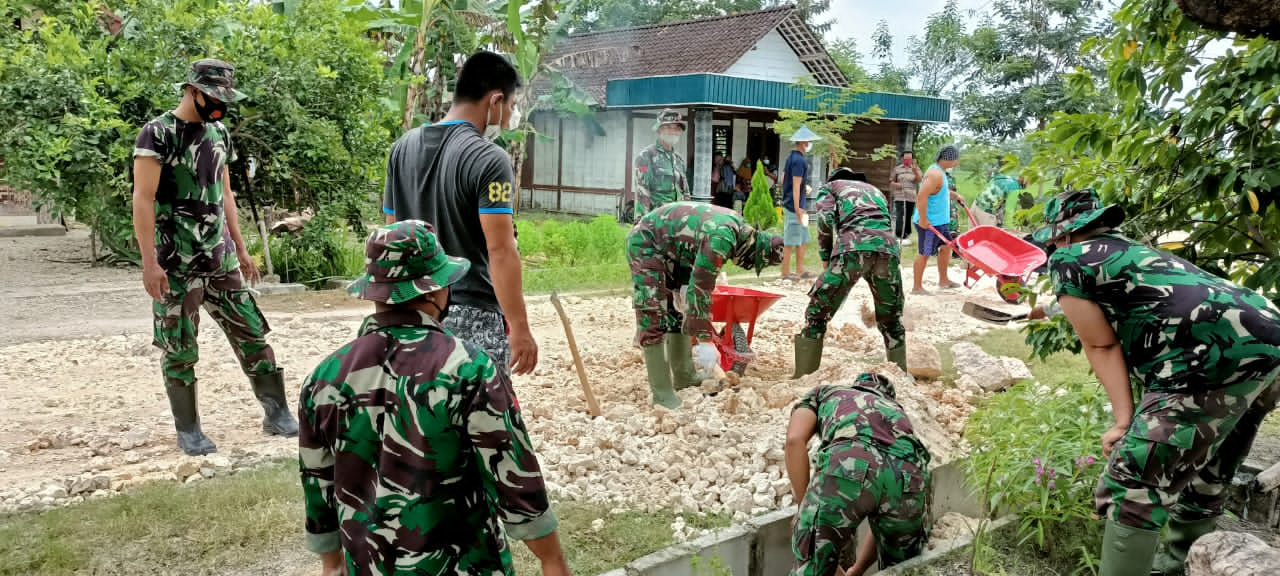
[605,74,950,123]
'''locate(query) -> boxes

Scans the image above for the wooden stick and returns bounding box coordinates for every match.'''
[550,292,602,417]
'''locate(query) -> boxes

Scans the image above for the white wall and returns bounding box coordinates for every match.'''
[531,112,560,186]
[530,110,631,190]
[723,29,811,83]
[731,119,749,166]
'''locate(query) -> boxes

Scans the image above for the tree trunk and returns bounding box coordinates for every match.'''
[401,0,437,131]
[1176,0,1280,40]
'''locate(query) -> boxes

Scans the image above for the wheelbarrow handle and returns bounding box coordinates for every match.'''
[954,197,979,229]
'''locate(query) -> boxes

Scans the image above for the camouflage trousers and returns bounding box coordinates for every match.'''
[1098,363,1280,530]
[152,269,276,388]
[627,232,696,347]
[802,251,905,357]
[792,441,930,576]
[442,303,511,377]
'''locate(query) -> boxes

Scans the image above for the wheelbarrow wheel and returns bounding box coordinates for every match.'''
[719,323,753,375]
[997,275,1025,304]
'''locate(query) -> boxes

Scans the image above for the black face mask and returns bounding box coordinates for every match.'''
[194,92,228,123]
[426,294,450,323]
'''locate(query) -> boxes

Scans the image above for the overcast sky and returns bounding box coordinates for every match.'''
[828,0,991,64]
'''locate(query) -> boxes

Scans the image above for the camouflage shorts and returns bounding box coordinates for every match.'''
[443,303,511,376]
[1098,363,1280,529]
[802,251,905,356]
[152,268,275,387]
[792,442,930,576]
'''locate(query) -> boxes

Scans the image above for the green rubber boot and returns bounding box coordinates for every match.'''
[665,334,701,390]
[165,383,218,456]
[643,344,682,409]
[887,345,908,373]
[1151,517,1217,575]
[792,334,824,379]
[250,370,300,437]
[1099,519,1160,576]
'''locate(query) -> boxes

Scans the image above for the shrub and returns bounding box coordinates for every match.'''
[744,161,778,231]
[965,376,1110,573]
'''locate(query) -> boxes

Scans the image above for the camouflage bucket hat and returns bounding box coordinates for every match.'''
[1032,189,1125,244]
[653,109,686,131]
[853,372,896,399]
[181,59,247,103]
[348,220,471,304]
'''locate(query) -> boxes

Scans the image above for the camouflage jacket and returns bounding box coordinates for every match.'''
[298,310,557,575]
[631,202,758,340]
[1050,233,1280,393]
[133,112,239,277]
[795,377,931,466]
[633,142,689,217]
[974,174,1022,222]
[814,180,898,262]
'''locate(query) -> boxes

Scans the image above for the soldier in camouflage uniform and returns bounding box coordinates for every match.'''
[132,59,297,456]
[299,221,568,576]
[626,202,783,408]
[1036,190,1280,576]
[786,373,932,576]
[972,161,1024,227]
[630,109,690,222]
[795,168,906,378]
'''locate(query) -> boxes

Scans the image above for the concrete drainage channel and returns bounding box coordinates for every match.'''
[600,458,1280,576]
[597,461,1007,576]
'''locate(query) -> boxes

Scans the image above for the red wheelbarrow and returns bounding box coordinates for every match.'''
[710,285,784,375]
[928,202,1047,303]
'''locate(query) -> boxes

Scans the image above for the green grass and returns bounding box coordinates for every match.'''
[0,464,301,575]
[971,329,1093,390]
[900,517,1091,576]
[0,461,728,576]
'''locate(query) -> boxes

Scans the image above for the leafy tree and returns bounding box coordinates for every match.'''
[826,38,871,86]
[1025,0,1280,303]
[791,0,832,35]
[562,0,764,33]
[866,19,911,93]
[958,0,1108,138]
[904,0,971,97]
[743,161,778,231]
[0,0,393,267]
[772,83,889,167]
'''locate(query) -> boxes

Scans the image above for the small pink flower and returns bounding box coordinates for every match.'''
[1049,480,1056,490]
[1034,477,1041,485]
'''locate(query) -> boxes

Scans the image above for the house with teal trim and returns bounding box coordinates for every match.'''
[522,5,951,217]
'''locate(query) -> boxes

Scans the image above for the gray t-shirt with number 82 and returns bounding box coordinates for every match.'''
[382,121,516,313]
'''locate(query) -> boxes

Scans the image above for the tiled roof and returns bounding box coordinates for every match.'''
[541,5,846,105]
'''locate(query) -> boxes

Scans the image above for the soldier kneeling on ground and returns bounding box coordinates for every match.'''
[786,372,932,576]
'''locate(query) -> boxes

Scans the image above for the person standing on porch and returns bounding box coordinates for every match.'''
[781,126,820,281]
[889,151,922,246]
[632,109,690,221]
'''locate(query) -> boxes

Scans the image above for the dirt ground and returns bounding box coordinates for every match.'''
[0,230,1031,514]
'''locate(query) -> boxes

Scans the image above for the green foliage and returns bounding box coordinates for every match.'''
[744,161,779,231]
[905,0,971,97]
[959,0,1109,137]
[1025,0,1280,302]
[561,0,765,33]
[690,555,733,576]
[0,0,393,265]
[516,214,628,267]
[966,375,1110,573]
[773,82,886,166]
[251,208,366,287]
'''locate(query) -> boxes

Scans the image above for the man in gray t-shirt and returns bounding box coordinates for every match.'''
[382,51,537,376]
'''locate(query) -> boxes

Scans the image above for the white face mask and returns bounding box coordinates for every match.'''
[484,95,517,141]
[659,133,681,148]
